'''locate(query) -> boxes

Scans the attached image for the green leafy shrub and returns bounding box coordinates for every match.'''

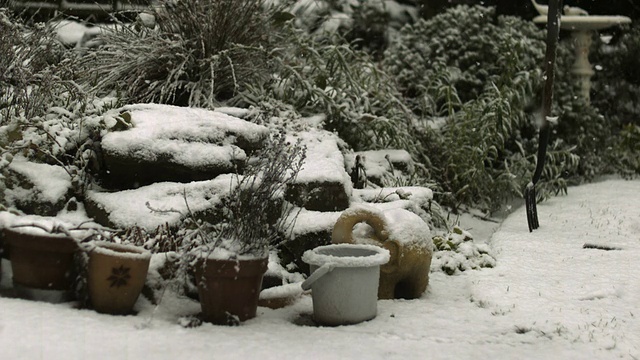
[589,25,640,178]
[81,0,280,108]
[288,0,416,57]
[380,5,581,212]
[383,5,546,112]
[241,27,425,166]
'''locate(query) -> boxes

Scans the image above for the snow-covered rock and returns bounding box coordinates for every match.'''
[2,157,73,216]
[85,175,235,230]
[100,104,269,188]
[345,149,415,187]
[284,130,352,212]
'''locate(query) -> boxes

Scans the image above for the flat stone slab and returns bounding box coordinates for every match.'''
[100,104,269,188]
[85,175,235,230]
[285,130,351,212]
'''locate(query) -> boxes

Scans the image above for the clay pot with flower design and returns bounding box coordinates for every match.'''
[87,241,151,315]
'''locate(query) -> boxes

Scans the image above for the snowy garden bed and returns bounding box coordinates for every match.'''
[1,179,638,358]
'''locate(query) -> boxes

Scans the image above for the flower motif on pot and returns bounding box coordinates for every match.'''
[107,265,131,288]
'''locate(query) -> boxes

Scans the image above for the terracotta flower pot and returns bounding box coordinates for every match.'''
[3,227,78,303]
[87,242,151,315]
[195,257,268,325]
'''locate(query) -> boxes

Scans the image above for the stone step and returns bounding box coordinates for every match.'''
[85,175,235,231]
[99,104,269,189]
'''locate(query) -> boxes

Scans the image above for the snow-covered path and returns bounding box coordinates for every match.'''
[1,179,638,359]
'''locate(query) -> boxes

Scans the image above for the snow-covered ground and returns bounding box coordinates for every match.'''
[1,178,638,359]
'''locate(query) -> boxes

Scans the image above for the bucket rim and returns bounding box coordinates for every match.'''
[302,243,390,268]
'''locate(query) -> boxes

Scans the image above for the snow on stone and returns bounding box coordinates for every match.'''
[0,211,89,238]
[86,175,235,230]
[346,149,415,179]
[53,20,113,46]
[266,251,305,284]
[352,186,433,205]
[53,20,90,45]
[101,104,269,169]
[213,106,251,119]
[291,129,352,191]
[287,208,341,238]
[7,156,71,203]
[259,282,304,300]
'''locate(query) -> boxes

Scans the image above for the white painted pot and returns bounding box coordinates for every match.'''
[302,244,389,326]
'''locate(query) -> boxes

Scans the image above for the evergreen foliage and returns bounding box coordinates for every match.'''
[590,25,640,177]
[383,6,579,211]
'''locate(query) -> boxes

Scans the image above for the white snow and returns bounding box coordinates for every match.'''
[100,104,269,169]
[302,243,390,268]
[292,130,352,192]
[1,178,639,359]
[334,204,432,248]
[6,156,72,204]
[89,241,151,260]
[86,175,236,230]
[382,207,432,248]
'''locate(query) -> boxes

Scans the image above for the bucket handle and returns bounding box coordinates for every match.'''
[301,263,335,291]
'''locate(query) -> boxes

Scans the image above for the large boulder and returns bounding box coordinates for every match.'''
[1,157,73,216]
[99,104,269,188]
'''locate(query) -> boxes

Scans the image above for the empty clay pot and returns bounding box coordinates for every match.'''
[195,257,268,325]
[3,226,78,303]
[88,241,151,315]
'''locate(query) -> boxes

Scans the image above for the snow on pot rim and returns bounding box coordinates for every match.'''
[0,211,93,239]
[89,241,151,260]
[302,243,390,268]
[190,244,269,261]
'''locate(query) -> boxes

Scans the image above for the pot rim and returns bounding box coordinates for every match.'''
[3,227,78,252]
[0,212,92,239]
[3,225,74,239]
[89,241,151,260]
